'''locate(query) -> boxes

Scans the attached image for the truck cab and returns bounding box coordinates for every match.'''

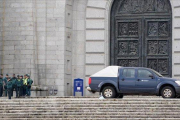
[87,66,180,98]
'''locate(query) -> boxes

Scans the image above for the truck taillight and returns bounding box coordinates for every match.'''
[89,78,91,85]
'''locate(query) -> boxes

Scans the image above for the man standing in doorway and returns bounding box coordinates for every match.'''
[0,74,3,97]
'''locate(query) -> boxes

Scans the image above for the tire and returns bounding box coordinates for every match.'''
[102,86,116,98]
[161,86,175,98]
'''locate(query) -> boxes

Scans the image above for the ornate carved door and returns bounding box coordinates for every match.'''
[110,0,172,76]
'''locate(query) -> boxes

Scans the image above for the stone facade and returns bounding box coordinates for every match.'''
[0,0,180,96]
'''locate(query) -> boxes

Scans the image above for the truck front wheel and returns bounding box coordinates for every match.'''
[102,86,116,98]
[161,86,175,98]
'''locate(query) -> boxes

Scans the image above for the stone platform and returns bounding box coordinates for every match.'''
[0,96,180,120]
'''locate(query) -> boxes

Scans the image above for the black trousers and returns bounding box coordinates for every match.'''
[11,85,16,97]
[0,85,3,97]
[16,86,21,97]
[8,88,12,99]
[23,86,27,96]
[4,86,7,97]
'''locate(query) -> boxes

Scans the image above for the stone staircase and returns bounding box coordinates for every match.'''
[0,96,180,119]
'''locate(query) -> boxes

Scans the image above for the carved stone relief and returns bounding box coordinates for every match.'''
[148,40,168,55]
[119,59,138,67]
[118,22,138,37]
[118,0,170,13]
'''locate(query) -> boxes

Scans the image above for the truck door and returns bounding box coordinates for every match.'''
[119,68,136,93]
[135,69,157,93]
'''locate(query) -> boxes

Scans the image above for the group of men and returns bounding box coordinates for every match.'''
[0,74,33,99]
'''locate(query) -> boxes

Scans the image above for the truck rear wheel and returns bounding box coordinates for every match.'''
[161,86,175,98]
[102,86,116,98]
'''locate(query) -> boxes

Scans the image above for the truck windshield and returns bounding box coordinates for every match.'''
[151,69,163,77]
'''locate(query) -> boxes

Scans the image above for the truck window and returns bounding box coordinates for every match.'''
[123,69,135,78]
[138,70,152,79]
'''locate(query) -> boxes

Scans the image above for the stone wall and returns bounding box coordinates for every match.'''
[171,0,180,78]
[0,0,67,96]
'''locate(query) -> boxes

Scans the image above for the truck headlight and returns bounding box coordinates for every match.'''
[175,81,180,86]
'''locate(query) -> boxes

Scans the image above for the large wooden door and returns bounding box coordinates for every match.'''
[110,0,172,76]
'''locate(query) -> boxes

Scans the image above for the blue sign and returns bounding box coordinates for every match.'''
[74,78,83,96]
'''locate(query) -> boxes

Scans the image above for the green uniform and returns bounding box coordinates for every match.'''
[11,77,17,86]
[16,79,23,97]
[27,79,33,86]
[11,77,17,97]
[16,79,23,87]
[0,78,3,97]
[7,80,13,89]
[27,78,33,96]
[22,78,28,96]
[7,80,13,99]
[3,77,8,96]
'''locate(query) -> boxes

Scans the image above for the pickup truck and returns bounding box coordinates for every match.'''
[87,66,180,98]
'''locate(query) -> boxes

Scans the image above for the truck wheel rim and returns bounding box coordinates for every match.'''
[163,89,172,97]
[104,89,112,97]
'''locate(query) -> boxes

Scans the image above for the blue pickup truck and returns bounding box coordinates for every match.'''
[87,66,180,98]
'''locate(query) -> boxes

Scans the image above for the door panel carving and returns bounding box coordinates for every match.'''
[111,0,172,76]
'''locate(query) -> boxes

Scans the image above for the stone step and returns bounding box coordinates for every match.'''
[0,109,180,112]
[0,106,179,110]
[1,104,180,107]
[0,108,178,113]
[0,99,178,102]
[0,101,180,104]
[3,118,179,120]
[0,111,180,115]
[0,107,179,112]
[1,114,180,118]
[0,102,179,105]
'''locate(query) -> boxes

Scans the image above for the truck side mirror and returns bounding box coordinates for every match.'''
[149,75,154,79]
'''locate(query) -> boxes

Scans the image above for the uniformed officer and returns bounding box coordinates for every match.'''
[0,74,3,97]
[16,75,23,98]
[3,74,8,97]
[27,75,33,96]
[11,74,17,97]
[23,74,28,96]
[7,77,13,99]
[20,75,24,96]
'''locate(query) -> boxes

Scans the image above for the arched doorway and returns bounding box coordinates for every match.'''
[110,0,172,77]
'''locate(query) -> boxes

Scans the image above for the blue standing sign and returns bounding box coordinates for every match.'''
[74,78,83,96]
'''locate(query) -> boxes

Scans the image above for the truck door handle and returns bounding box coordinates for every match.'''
[137,79,140,81]
[122,79,125,81]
